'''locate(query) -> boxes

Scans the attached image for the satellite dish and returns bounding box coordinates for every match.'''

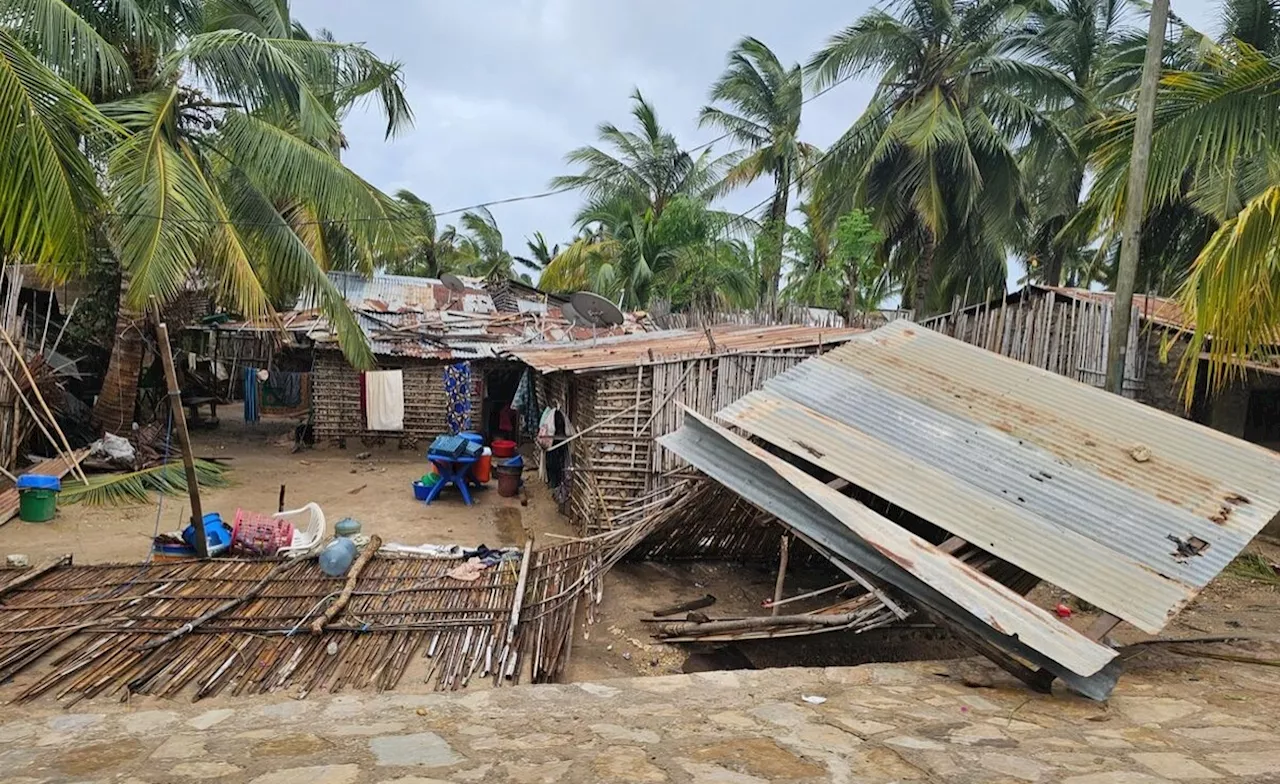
[571,291,625,327]
[560,301,586,325]
[441,273,466,293]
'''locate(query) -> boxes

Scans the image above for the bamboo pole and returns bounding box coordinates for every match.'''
[153,319,207,558]
[771,534,790,617]
[0,330,87,485]
[309,535,381,635]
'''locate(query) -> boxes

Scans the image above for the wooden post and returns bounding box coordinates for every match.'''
[278,484,287,513]
[153,318,208,559]
[771,534,791,617]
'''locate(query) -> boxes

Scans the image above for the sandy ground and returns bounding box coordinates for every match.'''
[2,406,1279,689]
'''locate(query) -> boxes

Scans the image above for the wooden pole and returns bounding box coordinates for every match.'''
[771,534,791,617]
[153,318,208,559]
[0,554,70,600]
[1106,0,1169,394]
[0,337,81,482]
[310,534,382,634]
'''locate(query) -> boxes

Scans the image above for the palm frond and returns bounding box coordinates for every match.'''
[0,0,133,93]
[62,459,230,506]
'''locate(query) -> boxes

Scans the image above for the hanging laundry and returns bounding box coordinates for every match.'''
[536,407,558,450]
[243,367,260,423]
[444,362,472,434]
[512,368,540,436]
[364,370,405,431]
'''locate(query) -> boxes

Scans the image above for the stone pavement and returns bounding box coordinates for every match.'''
[1,654,1278,784]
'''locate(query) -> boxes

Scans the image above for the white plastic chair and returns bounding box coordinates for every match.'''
[275,503,327,558]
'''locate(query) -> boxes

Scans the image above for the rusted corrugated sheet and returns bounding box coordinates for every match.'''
[502,324,863,373]
[717,319,1280,635]
[660,412,1120,698]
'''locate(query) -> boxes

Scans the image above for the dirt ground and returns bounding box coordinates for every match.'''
[2,406,1279,690]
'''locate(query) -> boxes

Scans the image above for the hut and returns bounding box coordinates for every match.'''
[501,324,863,534]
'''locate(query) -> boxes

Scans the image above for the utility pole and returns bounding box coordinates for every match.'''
[1106,0,1170,394]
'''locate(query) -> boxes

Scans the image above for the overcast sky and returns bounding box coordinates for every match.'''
[295,0,1222,286]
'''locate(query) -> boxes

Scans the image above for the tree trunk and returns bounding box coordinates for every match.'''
[766,179,790,318]
[90,273,146,435]
[912,229,936,319]
[845,258,859,327]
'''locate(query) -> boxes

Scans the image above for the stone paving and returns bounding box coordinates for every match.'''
[1,654,1279,783]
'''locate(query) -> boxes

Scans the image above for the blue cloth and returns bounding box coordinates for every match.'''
[243,367,260,423]
[443,362,472,434]
[512,368,539,436]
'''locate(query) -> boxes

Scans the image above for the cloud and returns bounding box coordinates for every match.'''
[296,0,1223,267]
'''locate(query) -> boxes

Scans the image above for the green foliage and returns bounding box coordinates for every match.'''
[62,459,230,506]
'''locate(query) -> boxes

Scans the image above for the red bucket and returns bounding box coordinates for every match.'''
[491,439,517,458]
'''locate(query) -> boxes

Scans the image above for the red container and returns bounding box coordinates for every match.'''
[491,439,517,458]
[474,450,492,483]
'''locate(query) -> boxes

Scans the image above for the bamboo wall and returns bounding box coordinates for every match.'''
[922,290,1148,396]
[561,347,832,534]
[312,352,485,445]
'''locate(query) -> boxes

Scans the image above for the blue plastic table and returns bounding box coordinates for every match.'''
[423,452,479,505]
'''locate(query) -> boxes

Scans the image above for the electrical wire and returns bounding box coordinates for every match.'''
[99,71,864,228]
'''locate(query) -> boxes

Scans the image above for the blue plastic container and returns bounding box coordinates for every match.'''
[181,515,233,556]
[16,475,61,491]
[413,481,430,501]
[459,432,484,445]
[320,537,358,577]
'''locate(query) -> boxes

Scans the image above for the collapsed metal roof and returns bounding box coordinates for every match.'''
[502,324,864,373]
[661,319,1280,698]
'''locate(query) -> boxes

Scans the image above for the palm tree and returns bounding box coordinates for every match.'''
[515,232,558,273]
[453,207,514,278]
[552,89,736,218]
[1082,1,1280,400]
[0,0,412,432]
[1018,0,1139,286]
[700,37,818,314]
[808,0,1075,317]
[782,199,839,308]
[385,190,458,278]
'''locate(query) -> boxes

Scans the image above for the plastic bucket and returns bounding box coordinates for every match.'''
[474,448,492,483]
[18,488,57,522]
[495,461,523,498]
[491,439,517,458]
[413,481,431,501]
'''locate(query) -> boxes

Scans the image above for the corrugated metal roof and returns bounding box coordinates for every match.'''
[717,319,1280,635]
[660,411,1120,698]
[502,324,864,373]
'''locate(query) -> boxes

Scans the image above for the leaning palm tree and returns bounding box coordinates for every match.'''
[0,0,413,432]
[453,207,514,278]
[700,37,818,313]
[385,190,458,278]
[808,0,1076,317]
[515,231,557,273]
[552,89,736,218]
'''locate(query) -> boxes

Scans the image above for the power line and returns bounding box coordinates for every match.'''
[102,71,864,228]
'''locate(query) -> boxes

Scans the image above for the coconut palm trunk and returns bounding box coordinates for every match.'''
[913,230,936,319]
[766,180,790,315]
[91,272,146,434]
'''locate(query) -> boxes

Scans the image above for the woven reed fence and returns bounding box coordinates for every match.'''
[0,543,600,703]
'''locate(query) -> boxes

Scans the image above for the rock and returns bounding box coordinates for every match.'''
[248,764,361,784]
[370,732,464,767]
[170,762,243,779]
[979,752,1051,782]
[885,736,948,752]
[783,723,863,755]
[120,710,181,734]
[187,709,235,730]
[1209,751,1280,777]
[577,682,620,698]
[252,733,328,757]
[324,722,406,737]
[748,702,811,728]
[54,739,146,776]
[677,761,770,784]
[688,738,824,779]
[46,714,103,732]
[1061,773,1175,784]
[1173,726,1276,743]
[831,716,897,737]
[150,735,207,760]
[589,723,661,744]
[255,700,310,722]
[1111,697,1200,726]
[502,760,574,784]
[1131,752,1223,780]
[591,746,668,782]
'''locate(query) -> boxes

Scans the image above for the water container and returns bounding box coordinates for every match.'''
[319,537,358,577]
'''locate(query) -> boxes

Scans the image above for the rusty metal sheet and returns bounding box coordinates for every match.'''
[659,411,1120,697]
[718,320,1280,634]
[503,324,863,373]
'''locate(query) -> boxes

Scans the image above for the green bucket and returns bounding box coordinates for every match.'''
[18,488,57,522]
[17,475,60,523]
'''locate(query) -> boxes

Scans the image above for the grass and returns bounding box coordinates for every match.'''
[60,460,231,506]
[1225,552,1280,587]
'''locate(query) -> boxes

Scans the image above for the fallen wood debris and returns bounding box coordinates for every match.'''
[651,594,716,618]
[0,540,602,702]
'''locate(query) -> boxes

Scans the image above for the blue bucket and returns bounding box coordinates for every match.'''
[413,481,430,501]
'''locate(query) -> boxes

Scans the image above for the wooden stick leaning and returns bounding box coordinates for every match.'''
[0,346,80,482]
[310,535,382,634]
[0,330,87,485]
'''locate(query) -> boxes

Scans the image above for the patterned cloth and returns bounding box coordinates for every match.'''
[512,368,540,436]
[444,362,472,433]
